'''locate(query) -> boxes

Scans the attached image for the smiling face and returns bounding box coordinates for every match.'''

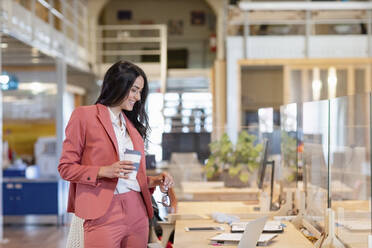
[120,76,144,111]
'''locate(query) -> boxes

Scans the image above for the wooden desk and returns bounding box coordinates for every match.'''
[173,219,314,248]
[331,200,370,248]
[332,200,369,212]
[181,182,259,202]
[177,201,259,216]
[337,225,370,248]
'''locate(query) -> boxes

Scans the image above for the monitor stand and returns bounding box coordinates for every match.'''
[266,160,278,211]
[275,191,293,216]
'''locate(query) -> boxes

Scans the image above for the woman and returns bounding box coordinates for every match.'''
[58,61,174,248]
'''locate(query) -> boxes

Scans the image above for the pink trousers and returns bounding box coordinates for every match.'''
[83,190,149,248]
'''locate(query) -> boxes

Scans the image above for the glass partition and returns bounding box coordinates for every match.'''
[258,107,282,207]
[302,99,329,231]
[280,103,298,189]
[329,93,371,247]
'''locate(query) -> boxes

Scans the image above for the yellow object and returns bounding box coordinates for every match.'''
[3,120,55,157]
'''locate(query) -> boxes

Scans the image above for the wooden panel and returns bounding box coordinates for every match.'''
[213,59,226,140]
[238,58,372,66]
[181,182,259,202]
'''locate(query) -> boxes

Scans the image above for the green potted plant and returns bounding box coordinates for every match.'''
[205,131,263,187]
[205,133,233,181]
[223,131,263,187]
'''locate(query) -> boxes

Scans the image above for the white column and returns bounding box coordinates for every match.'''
[56,58,67,160]
[0,32,8,244]
[55,57,68,223]
[226,37,244,144]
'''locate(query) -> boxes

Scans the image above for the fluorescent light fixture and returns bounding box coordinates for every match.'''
[328,67,337,99]
[18,82,57,95]
[0,43,8,49]
[312,67,322,101]
[0,75,10,84]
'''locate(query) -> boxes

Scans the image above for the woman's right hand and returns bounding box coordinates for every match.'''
[97,161,135,179]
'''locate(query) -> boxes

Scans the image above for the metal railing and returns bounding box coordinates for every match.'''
[0,0,91,71]
[229,1,372,58]
[96,24,168,93]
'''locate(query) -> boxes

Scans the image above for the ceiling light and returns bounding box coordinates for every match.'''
[328,67,337,99]
[18,82,57,95]
[0,75,10,84]
[312,67,322,101]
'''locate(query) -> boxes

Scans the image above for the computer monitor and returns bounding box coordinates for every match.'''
[257,139,270,189]
[145,154,156,169]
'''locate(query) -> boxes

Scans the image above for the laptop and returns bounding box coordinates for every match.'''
[210,216,278,248]
[231,220,283,233]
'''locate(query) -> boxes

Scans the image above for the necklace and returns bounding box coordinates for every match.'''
[119,120,124,132]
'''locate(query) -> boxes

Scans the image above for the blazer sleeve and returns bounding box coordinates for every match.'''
[147,176,155,194]
[58,107,101,186]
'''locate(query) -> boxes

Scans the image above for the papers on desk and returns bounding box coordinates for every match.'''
[230,220,283,233]
[210,233,278,245]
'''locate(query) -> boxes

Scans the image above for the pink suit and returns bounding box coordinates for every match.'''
[58,104,153,247]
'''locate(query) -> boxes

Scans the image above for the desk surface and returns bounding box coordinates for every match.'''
[173,219,314,248]
[181,182,259,202]
[177,201,260,217]
[332,200,370,248]
[337,226,370,248]
[311,200,370,248]
[332,200,370,212]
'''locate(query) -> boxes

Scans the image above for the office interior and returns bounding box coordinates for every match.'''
[0,0,371,247]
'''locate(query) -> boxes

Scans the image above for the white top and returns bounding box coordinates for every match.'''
[108,107,141,194]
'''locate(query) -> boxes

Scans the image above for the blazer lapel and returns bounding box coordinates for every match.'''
[96,104,119,157]
[123,114,144,153]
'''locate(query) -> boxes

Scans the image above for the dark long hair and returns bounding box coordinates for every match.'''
[95,61,150,140]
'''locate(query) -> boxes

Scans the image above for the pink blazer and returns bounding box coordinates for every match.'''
[58,103,153,220]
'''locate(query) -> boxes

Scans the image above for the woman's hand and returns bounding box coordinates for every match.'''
[149,172,174,191]
[98,161,135,179]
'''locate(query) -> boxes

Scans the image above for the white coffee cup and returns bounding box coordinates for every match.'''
[123,149,141,180]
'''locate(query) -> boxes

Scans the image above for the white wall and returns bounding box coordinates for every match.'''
[100,0,216,68]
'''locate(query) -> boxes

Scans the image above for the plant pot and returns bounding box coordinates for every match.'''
[222,170,250,188]
[207,171,223,181]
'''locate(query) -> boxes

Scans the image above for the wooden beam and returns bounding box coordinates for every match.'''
[239,58,372,66]
[3,65,55,72]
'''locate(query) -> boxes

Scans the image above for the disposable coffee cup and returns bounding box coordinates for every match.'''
[124,149,141,180]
